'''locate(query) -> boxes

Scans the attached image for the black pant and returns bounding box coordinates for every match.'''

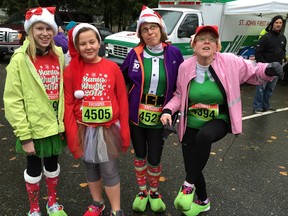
[283,63,288,81]
[129,124,164,166]
[182,119,229,200]
[281,63,288,85]
[26,155,58,177]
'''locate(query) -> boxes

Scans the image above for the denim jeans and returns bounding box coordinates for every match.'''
[253,77,278,110]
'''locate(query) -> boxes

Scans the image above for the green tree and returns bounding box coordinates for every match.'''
[0,0,158,31]
[1,0,36,15]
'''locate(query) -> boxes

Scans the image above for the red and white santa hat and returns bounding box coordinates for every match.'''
[72,23,101,45]
[136,6,167,37]
[24,7,58,35]
[67,23,102,99]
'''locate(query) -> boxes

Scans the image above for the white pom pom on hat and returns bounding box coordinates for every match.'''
[72,23,101,45]
[24,7,58,36]
[136,5,167,38]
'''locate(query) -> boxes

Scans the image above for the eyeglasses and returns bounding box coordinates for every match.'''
[197,36,217,43]
[141,24,159,34]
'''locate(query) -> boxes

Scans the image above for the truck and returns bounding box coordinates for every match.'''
[104,0,288,65]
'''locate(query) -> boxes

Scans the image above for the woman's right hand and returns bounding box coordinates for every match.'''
[160,113,172,126]
[22,141,36,156]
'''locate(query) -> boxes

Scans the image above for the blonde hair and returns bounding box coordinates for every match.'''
[26,24,60,61]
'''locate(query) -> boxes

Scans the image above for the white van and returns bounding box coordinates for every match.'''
[104,0,288,65]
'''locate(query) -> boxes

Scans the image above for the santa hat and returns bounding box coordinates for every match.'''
[24,7,58,36]
[72,23,101,45]
[67,23,102,99]
[136,6,167,37]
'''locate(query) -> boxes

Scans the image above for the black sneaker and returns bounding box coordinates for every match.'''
[110,209,124,216]
[263,108,276,112]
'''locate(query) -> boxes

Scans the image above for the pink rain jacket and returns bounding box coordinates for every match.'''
[163,52,275,141]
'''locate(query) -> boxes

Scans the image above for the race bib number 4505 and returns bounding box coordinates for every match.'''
[82,101,112,123]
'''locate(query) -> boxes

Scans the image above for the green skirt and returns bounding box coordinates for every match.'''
[16,134,67,158]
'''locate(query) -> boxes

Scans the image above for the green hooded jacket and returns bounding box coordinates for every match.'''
[3,38,65,141]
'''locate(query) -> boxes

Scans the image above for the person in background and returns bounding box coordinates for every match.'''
[65,20,77,33]
[3,7,67,216]
[64,23,130,216]
[160,25,283,216]
[253,15,286,114]
[63,20,77,66]
[54,25,68,54]
[280,62,288,85]
[258,28,267,39]
[121,6,184,213]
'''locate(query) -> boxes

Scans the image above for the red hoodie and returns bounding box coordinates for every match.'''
[64,29,130,158]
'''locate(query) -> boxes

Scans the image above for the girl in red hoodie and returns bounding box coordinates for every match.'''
[64,23,130,216]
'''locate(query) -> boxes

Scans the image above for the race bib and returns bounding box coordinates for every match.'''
[82,101,113,123]
[50,100,59,115]
[188,103,219,121]
[139,104,162,126]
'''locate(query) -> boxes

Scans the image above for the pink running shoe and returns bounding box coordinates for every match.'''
[83,203,105,216]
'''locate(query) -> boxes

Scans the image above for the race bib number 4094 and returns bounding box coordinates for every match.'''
[82,101,112,123]
[188,103,219,121]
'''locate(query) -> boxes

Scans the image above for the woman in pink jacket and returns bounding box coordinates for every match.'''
[160,25,283,216]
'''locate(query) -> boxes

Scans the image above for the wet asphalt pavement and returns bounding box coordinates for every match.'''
[0,57,287,216]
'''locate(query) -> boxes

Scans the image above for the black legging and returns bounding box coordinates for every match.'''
[129,123,164,166]
[27,155,59,177]
[182,119,229,201]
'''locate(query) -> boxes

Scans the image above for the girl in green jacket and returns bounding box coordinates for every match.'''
[3,7,67,216]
